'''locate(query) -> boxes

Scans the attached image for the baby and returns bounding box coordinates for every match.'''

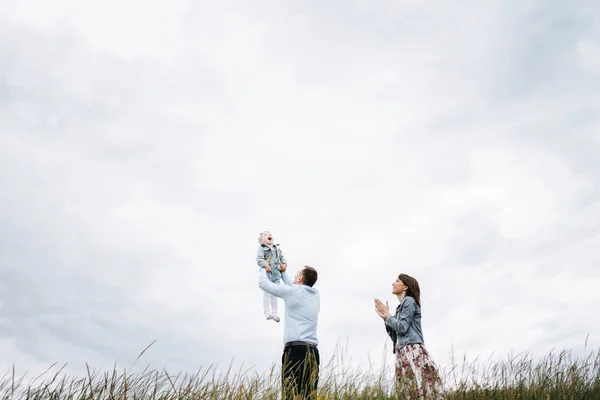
[257,231,287,322]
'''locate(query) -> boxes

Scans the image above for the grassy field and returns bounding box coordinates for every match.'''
[1,347,598,399]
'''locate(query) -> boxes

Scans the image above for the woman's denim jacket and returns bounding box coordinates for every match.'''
[385,296,424,353]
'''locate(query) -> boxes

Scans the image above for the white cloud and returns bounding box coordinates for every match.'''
[1,0,599,387]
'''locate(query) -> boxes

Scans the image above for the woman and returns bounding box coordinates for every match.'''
[375,274,444,399]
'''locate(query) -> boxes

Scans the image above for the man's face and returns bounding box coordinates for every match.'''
[260,231,274,245]
[294,269,304,285]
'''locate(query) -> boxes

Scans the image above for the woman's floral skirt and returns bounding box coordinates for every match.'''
[395,343,445,399]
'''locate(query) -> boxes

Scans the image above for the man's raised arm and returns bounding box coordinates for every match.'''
[281,271,293,286]
[258,268,292,299]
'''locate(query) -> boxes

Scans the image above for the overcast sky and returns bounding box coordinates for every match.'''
[1,0,599,385]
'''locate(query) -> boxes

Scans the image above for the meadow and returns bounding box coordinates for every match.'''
[1,345,598,399]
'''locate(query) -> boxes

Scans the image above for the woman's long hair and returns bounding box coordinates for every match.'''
[398,273,421,308]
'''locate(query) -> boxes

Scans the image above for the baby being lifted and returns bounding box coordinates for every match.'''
[257,231,287,322]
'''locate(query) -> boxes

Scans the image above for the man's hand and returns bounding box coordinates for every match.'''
[374,299,390,321]
[265,256,272,272]
[280,263,287,272]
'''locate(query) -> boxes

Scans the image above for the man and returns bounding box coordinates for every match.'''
[258,264,320,400]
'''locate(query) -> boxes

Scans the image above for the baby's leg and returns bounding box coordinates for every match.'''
[271,293,278,314]
[263,291,272,318]
[270,286,280,322]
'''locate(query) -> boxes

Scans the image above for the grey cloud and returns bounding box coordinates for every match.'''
[0,218,230,372]
[0,25,240,377]
[499,7,586,93]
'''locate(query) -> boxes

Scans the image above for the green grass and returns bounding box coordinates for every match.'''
[1,346,598,399]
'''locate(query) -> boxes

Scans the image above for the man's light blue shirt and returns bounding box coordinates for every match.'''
[258,268,320,345]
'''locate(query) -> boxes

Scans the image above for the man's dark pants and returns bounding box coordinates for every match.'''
[281,342,320,399]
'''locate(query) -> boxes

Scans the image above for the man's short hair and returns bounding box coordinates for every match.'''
[302,266,318,287]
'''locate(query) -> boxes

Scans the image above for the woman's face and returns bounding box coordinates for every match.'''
[392,277,408,295]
